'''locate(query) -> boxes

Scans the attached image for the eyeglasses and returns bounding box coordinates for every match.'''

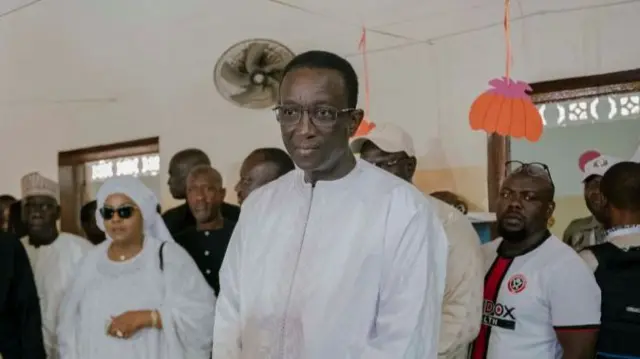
[505,160,555,187]
[100,205,136,220]
[273,104,354,127]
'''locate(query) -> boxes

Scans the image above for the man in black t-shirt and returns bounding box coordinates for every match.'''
[163,148,239,235]
[174,165,235,296]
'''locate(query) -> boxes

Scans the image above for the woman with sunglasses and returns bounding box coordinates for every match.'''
[57,176,215,359]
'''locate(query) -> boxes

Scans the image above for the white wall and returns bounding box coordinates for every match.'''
[1,0,638,209]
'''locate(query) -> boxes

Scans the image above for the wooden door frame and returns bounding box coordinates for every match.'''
[486,69,640,212]
[58,137,159,235]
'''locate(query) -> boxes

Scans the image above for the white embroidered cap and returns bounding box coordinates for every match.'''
[350,123,416,157]
[20,172,60,202]
[582,155,622,181]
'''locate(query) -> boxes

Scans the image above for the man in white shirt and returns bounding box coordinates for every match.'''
[213,50,449,359]
[19,172,92,359]
[472,162,600,359]
[351,123,483,359]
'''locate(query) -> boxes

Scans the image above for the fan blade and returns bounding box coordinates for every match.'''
[266,77,280,102]
[231,85,270,105]
[220,62,251,87]
[261,59,288,73]
[244,43,268,73]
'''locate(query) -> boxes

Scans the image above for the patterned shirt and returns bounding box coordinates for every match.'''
[562,216,606,252]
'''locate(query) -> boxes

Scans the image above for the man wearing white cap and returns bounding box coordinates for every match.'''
[20,172,92,359]
[351,123,483,359]
[563,152,621,252]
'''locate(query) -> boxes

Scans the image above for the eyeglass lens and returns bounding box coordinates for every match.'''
[100,206,135,220]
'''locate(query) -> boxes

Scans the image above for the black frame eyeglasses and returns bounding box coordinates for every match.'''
[100,205,136,220]
[273,104,354,127]
[505,160,555,188]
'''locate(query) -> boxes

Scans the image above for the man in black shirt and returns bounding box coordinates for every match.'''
[163,148,240,235]
[0,232,46,359]
[80,200,105,245]
[235,147,295,205]
[174,165,235,296]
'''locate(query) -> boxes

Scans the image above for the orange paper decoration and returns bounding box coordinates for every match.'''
[354,26,376,137]
[468,0,543,142]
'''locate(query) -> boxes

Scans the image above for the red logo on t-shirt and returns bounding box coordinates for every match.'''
[507,274,527,294]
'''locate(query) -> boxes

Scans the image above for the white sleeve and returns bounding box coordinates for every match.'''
[361,197,448,358]
[158,242,216,358]
[57,249,92,359]
[547,254,601,329]
[212,219,243,359]
[45,243,87,359]
[438,214,483,356]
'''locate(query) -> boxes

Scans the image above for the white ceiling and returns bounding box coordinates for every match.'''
[0,0,634,103]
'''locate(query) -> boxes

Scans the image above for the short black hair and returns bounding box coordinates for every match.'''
[281,50,359,108]
[601,161,640,211]
[0,194,16,203]
[80,200,97,223]
[170,148,210,166]
[249,147,296,176]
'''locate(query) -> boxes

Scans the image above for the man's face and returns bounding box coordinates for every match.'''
[168,158,196,200]
[359,141,415,182]
[583,175,606,220]
[235,156,280,205]
[496,173,555,241]
[278,68,362,173]
[23,195,60,235]
[81,204,105,245]
[186,173,225,224]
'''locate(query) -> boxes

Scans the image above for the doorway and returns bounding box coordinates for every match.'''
[58,137,160,235]
[487,69,640,238]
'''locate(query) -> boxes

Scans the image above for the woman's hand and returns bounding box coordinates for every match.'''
[107,310,154,339]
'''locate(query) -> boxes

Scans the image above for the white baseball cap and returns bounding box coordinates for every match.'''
[582,155,622,181]
[350,123,416,157]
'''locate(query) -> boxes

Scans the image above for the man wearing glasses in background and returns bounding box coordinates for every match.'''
[352,123,483,359]
[471,161,600,359]
[213,50,448,359]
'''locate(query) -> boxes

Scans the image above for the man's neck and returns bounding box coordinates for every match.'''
[304,153,356,184]
[611,211,640,227]
[500,229,549,257]
[197,214,224,231]
[28,228,59,247]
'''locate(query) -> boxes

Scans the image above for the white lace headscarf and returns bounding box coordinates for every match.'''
[95,176,173,242]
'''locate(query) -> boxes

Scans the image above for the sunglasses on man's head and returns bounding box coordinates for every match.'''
[505,160,555,188]
[100,205,136,220]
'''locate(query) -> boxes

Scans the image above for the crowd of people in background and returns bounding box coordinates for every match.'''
[1,50,640,359]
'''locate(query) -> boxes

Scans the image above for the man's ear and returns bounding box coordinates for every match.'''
[547,201,556,219]
[407,156,417,178]
[347,109,364,137]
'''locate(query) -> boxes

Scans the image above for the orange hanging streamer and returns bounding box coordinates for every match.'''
[354,26,376,137]
[468,0,543,142]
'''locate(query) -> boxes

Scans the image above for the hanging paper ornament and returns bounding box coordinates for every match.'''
[468,0,543,142]
[354,26,376,137]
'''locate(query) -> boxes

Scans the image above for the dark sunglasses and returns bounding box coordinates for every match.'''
[100,205,136,220]
[505,160,555,188]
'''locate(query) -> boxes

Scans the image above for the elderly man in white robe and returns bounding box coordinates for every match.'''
[213,50,449,358]
[57,176,215,359]
[19,172,92,359]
